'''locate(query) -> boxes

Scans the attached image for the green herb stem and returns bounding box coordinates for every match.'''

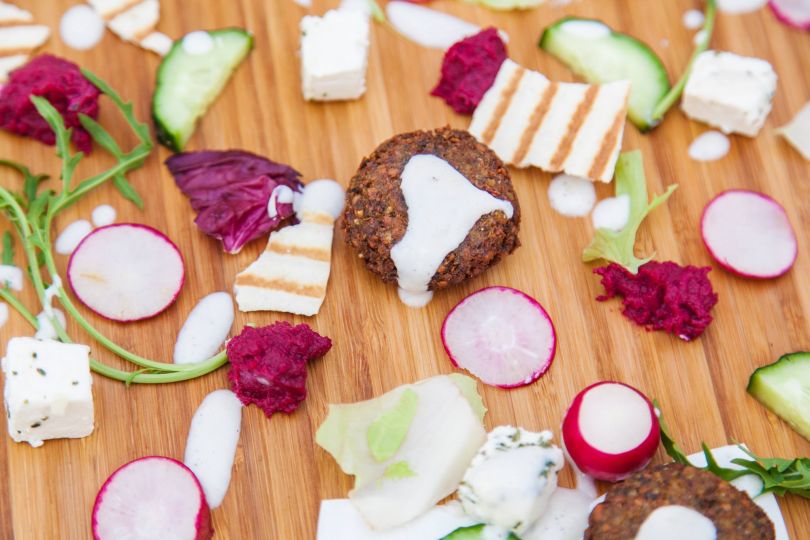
[0,288,37,328]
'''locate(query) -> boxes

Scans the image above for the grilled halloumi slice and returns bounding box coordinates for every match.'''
[0,2,50,83]
[87,0,172,55]
[469,59,630,183]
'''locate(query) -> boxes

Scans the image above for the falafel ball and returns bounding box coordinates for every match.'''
[342,127,520,290]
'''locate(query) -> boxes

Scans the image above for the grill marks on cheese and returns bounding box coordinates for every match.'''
[0,2,50,82]
[470,60,630,183]
[87,0,171,55]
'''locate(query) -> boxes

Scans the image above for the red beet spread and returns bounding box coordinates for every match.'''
[226,322,332,418]
[0,55,100,153]
[596,261,718,341]
[431,28,507,115]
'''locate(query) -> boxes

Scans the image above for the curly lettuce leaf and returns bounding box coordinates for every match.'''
[583,150,677,274]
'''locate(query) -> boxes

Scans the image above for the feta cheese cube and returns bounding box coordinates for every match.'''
[2,337,94,447]
[682,50,777,137]
[300,9,370,102]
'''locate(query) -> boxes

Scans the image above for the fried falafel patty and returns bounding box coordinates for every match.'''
[342,127,520,290]
[586,463,775,539]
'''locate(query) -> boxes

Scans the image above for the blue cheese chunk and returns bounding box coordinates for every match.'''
[458,426,564,535]
[2,337,94,447]
[682,50,777,137]
[300,9,370,102]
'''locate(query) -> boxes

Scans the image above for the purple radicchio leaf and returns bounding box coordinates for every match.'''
[166,150,303,253]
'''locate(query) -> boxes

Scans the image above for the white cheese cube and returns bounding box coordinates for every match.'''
[300,9,369,102]
[2,337,94,447]
[682,50,777,137]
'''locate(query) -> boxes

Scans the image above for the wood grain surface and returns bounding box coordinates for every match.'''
[1,0,809,538]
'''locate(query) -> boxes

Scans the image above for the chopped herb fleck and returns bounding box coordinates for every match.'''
[30,422,40,428]
[36,368,46,376]
[71,380,79,386]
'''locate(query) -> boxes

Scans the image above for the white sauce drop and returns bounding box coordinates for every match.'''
[547,175,596,217]
[34,308,67,340]
[635,505,717,540]
[91,204,116,227]
[55,220,92,255]
[386,1,484,50]
[267,185,296,219]
[390,155,513,307]
[182,31,214,55]
[299,179,345,220]
[693,29,708,45]
[683,9,706,29]
[174,292,234,365]
[689,131,731,162]
[592,194,630,232]
[0,303,7,329]
[184,389,243,509]
[59,5,105,51]
[0,265,23,291]
[717,0,768,14]
[294,0,313,6]
[578,383,653,454]
[559,20,611,39]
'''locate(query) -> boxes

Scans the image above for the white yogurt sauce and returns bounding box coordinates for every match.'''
[34,308,66,340]
[0,303,7,329]
[91,204,116,227]
[547,175,596,217]
[55,220,92,255]
[390,154,513,308]
[592,194,630,232]
[521,487,593,540]
[683,9,706,29]
[559,20,611,39]
[294,0,313,7]
[689,131,731,161]
[299,179,345,220]
[267,185,296,219]
[184,389,243,509]
[693,29,708,45]
[717,0,768,14]
[635,505,717,540]
[173,292,234,365]
[386,1,484,50]
[0,265,23,291]
[182,31,214,56]
[60,5,105,51]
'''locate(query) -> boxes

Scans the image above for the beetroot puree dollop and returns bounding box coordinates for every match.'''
[596,262,718,341]
[226,322,332,417]
[431,28,507,115]
[0,55,100,153]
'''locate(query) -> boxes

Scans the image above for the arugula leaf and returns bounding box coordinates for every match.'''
[582,150,677,273]
[0,160,49,208]
[1,232,13,266]
[657,403,810,499]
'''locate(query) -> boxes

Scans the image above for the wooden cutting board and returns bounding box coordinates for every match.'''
[1,0,809,538]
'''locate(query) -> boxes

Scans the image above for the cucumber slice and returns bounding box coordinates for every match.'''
[747,352,810,441]
[539,17,670,131]
[153,29,253,152]
[440,524,520,540]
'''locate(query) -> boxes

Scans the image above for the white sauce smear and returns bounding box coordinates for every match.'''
[717,0,768,14]
[693,29,708,45]
[0,265,23,291]
[34,308,67,340]
[635,505,717,540]
[182,31,214,55]
[267,185,295,219]
[386,1,483,50]
[559,20,611,39]
[91,204,117,227]
[390,154,513,308]
[683,9,706,29]
[174,292,234,365]
[689,131,731,162]
[55,220,92,255]
[184,389,243,509]
[60,5,105,51]
[592,194,630,232]
[547,175,596,217]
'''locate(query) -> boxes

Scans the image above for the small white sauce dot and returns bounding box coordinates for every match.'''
[547,175,596,217]
[55,220,93,255]
[682,9,705,29]
[60,5,105,51]
[689,131,731,162]
[182,31,215,56]
[91,204,117,227]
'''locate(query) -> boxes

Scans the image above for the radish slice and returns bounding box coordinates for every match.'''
[701,190,797,279]
[68,224,185,321]
[769,0,810,30]
[92,456,213,540]
[441,286,556,389]
[562,381,660,482]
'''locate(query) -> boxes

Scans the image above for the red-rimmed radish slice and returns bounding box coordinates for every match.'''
[68,224,185,322]
[562,381,659,482]
[701,190,797,279]
[441,286,556,389]
[92,456,213,540]
[769,0,810,30]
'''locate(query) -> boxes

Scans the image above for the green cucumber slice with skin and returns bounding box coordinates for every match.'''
[440,524,520,540]
[539,17,670,132]
[747,352,810,441]
[153,29,253,152]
